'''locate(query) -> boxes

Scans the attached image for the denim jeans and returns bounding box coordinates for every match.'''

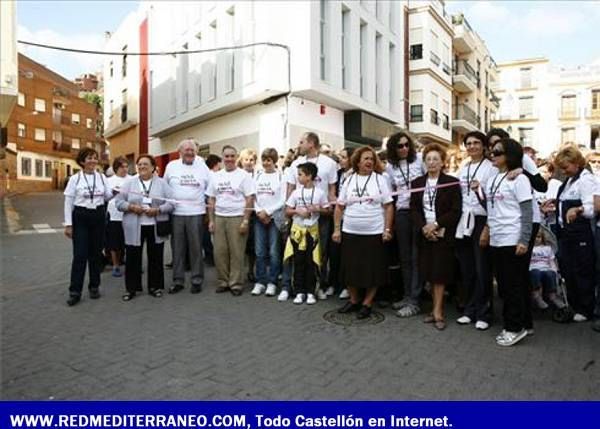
[529,269,558,294]
[254,219,281,285]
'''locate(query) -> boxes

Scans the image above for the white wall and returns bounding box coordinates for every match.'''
[0,0,18,126]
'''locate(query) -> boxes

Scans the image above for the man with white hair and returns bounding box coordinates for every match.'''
[164,138,211,294]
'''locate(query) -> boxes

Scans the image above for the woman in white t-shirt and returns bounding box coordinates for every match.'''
[206,145,257,296]
[63,148,114,306]
[479,138,533,347]
[333,146,394,319]
[106,157,131,278]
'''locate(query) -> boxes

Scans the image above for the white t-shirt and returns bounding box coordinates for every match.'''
[286,186,329,227]
[534,178,562,225]
[458,158,497,217]
[338,173,393,235]
[385,153,426,210]
[486,172,533,247]
[138,178,156,225]
[423,177,439,224]
[529,244,555,272]
[205,168,256,217]
[164,158,211,216]
[287,154,338,198]
[254,170,285,215]
[63,172,112,225]
[106,175,131,221]
[522,154,541,224]
[558,168,596,227]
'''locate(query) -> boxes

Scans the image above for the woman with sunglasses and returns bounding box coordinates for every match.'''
[385,132,426,318]
[455,131,497,331]
[479,138,533,347]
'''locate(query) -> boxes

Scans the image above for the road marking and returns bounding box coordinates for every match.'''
[32,223,57,234]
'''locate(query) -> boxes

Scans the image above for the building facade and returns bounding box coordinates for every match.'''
[1,0,18,195]
[492,58,600,156]
[4,54,105,193]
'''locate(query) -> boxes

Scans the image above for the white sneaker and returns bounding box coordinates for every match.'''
[573,313,588,323]
[457,315,472,325]
[293,293,305,304]
[251,283,266,296]
[496,329,527,347]
[277,290,289,302]
[316,289,327,300]
[325,286,335,296]
[475,320,490,330]
[306,294,317,305]
[339,289,350,299]
[265,283,277,296]
[495,329,508,341]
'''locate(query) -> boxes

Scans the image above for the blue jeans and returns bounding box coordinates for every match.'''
[529,269,557,294]
[254,219,281,285]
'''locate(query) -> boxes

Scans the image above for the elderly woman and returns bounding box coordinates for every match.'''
[63,148,114,306]
[333,146,394,319]
[116,155,175,301]
[554,146,596,322]
[410,143,461,330]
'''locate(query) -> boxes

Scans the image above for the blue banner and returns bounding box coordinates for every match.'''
[1,401,599,429]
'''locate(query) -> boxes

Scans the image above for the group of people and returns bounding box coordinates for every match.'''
[63,128,600,347]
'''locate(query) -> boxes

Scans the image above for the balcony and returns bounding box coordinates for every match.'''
[453,60,478,93]
[585,108,600,120]
[453,103,479,133]
[52,141,72,153]
[452,14,476,54]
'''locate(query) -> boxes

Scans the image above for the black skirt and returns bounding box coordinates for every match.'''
[106,220,125,251]
[418,235,455,284]
[339,232,388,289]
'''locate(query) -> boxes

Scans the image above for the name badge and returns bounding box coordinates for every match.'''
[142,197,152,205]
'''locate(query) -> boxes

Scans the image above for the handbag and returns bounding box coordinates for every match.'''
[156,217,172,237]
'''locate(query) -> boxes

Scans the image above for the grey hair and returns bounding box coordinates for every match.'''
[177,137,200,153]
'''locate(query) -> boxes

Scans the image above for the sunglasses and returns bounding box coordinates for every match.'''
[491,150,505,157]
[397,143,409,149]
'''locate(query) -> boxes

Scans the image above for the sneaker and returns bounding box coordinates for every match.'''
[549,295,566,309]
[475,320,490,330]
[316,289,327,300]
[457,315,472,325]
[278,290,289,302]
[496,329,527,347]
[339,289,350,299]
[392,299,408,310]
[396,304,419,318]
[265,283,277,296]
[293,293,305,304]
[325,286,335,296]
[526,328,535,336]
[573,313,588,323]
[251,283,266,296]
[306,294,317,305]
[495,329,508,341]
[532,294,549,310]
[112,266,122,277]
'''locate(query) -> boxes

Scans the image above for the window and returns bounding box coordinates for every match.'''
[375,32,382,105]
[21,157,32,176]
[122,45,128,78]
[17,123,26,137]
[441,43,450,73]
[430,91,439,110]
[319,0,328,81]
[109,61,113,78]
[121,89,128,123]
[71,113,80,125]
[592,89,600,111]
[109,99,114,118]
[410,105,423,122]
[34,98,46,112]
[44,160,52,178]
[442,100,450,130]
[561,127,576,144]
[71,138,80,150]
[34,128,46,142]
[86,118,93,128]
[561,94,577,117]
[86,141,93,148]
[430,109,439,125]
[442,114,449,130]
[519,127,534,145]
[35,159,44,177]
[519,96,534,118]
[410,44,423,60]
[341,7,350,90]
[18,92,25,106]
[389,43,396,111]
[52,130,62,143]
[360,21,367,97]
[430,31,439,65]
[520,67,532,88]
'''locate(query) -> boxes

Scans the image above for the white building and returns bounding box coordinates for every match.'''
[492,58,600,156]
[145,0,406,169]
[0,0,18,127]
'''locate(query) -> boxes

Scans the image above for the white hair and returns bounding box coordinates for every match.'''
[177,138,200,153]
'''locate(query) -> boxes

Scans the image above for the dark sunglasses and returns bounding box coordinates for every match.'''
[397,143,409,149]
[491,150,505,157]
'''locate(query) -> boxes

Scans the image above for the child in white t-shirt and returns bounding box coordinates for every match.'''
[529,229,564,310]
[284,163,330,305]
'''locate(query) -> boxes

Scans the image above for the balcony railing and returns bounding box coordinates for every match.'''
[454,60,478,85]
[52,141,72,153]
[454,103,479,127]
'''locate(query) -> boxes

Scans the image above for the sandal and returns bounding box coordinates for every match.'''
[122,293,135,302]
[423,313,435,323]
[434,319,447,331]
[150,290,163,298]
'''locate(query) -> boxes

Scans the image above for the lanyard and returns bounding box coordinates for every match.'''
[426,179,438,211]
[466,159,484,195]
[398,160,410,188]
[82,172,96,203]
[355,173,372,204]
[139,178,153,197]
[301,187,315,208]
[489,172,508,208]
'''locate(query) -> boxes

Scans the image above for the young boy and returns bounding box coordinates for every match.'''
[285,163,330,305]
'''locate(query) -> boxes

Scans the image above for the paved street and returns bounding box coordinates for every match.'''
[1,192,598,400]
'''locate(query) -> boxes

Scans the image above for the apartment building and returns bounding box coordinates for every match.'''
[4,54,105,193]
[140,0,405,169]
[450,13,498,146]
[407,0,453,146]
[492,58,600,156]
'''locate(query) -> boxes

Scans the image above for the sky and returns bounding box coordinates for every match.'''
[16,1,600,80]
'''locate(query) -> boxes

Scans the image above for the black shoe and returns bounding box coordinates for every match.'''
[89,290,100,299]
[191,284,202,294]
[168,284,184,294]
[67,296,81,306]
[215,286,229,293]
[247,272,256,283]
[231,288,243,296]
[356,305,372,319]
[338,302,361,314]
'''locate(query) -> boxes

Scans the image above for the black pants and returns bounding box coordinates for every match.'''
[69,206,106,297]
[559,231,596,318]
[492,245,529,332]
[125,225,165,294]
[292,233,317,295]
[457,216,493,323]
[522,223,540,330]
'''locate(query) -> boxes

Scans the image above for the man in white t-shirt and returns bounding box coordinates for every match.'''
[286,131,337,299]
[164,138,211,294]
